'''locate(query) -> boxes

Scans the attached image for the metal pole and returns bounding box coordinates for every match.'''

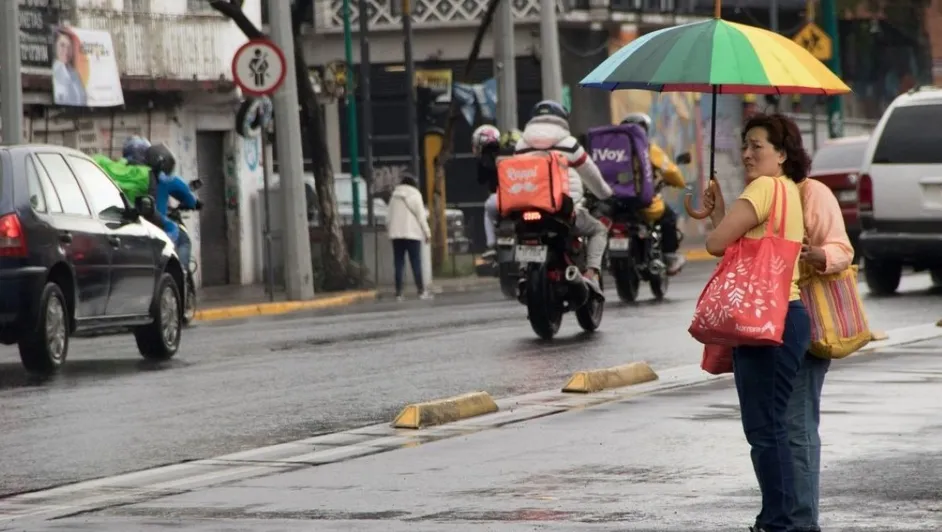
[402,0,420,176]
[820,0,844,138]
[495,0,517,131]
[0,0,24,145]
[268,0,316,300]
[811,98,819,152]
[261,132,276,301]
[770,0,779,33]
[538,0,563,102]
[342,0,364,262]
[358,0,375,229]
[769,0,779,112]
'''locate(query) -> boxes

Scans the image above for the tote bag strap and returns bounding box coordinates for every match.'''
[763,178,789,239]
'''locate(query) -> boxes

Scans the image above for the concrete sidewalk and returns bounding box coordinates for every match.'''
[21,338,942,531]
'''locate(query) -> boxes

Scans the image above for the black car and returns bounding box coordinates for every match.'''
[0,145,186,375]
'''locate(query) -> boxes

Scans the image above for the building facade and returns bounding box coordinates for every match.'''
[11,0,267,287]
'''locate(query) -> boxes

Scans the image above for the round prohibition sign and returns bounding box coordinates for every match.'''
[232,38,288,97]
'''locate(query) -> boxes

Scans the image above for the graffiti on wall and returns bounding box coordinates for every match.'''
[243,135,260,174]
[372,163,409,201]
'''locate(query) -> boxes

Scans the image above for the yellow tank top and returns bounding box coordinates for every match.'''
[737,176,805,301]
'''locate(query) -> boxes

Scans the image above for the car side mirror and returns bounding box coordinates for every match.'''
[189,178,204,191]
[135,195,156,219]
[675,152,692,165]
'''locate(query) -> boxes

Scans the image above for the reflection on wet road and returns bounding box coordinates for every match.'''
[0,263,938,497]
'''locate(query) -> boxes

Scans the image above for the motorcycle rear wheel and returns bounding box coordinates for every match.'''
[575,275,604,332]
[650,270,669,300]
[525,266,562,340]
[612,260,641,303]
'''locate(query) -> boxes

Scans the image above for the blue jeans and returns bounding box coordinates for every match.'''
[392,238,423,296]
[733,300,812,532]
[175,227,192,271]
[787,353,830,532]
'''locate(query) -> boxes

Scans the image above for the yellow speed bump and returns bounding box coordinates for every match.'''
[870,330,889,341]
[562,361,658,394]
[392,391,498,429]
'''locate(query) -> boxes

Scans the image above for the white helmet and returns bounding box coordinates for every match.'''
[621,112,652,133]
[471,124,501,156]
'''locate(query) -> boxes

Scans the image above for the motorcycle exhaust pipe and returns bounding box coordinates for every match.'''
[564,265,590,308]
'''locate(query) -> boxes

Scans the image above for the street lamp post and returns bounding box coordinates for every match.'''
[341,0,364,262]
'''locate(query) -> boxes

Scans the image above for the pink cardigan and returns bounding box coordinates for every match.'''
[799,178,855,274]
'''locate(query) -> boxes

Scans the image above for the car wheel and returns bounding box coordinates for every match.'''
[134,273,182,361]
[930,269,942,287]
[18,282,70,375]
[864,259,902,296]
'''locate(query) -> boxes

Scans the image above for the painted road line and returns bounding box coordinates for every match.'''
[3,321,941,525]
[194,290,377,321]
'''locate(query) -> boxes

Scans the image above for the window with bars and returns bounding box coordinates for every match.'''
[126,0,150,12]
[187,0,213,12]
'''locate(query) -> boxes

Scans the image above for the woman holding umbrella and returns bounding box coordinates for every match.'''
[579,2,852,531]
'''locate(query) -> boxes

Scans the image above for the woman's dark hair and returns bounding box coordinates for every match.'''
[400,173,419,189]
[741,113,811,183]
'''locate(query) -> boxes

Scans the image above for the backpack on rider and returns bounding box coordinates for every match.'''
[585,123,655,210]
[496,151,572,218]
[93,154,152,204]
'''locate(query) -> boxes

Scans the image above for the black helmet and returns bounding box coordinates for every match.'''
[531,100,569,122]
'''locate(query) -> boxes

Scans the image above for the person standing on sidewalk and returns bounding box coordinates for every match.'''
[789,178,855,532]
[387,174,433,301]
[703,113,812,532]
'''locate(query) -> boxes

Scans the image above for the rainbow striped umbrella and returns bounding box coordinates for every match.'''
[580,19,850,95]
[579,5,851,218]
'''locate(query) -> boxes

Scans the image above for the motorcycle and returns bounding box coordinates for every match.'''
[166,178,203,326]
[494,219,520,299]
[473,218,520,300]
[507,201,604,340]
[596,152,691,303]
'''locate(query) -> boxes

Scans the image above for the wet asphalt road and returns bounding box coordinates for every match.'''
[0,262,939,498]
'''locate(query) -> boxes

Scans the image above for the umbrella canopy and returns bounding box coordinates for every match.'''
[580,18,851,95]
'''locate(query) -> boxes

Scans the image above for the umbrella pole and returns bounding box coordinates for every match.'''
[685,85,719,219]
[709,85,717,183]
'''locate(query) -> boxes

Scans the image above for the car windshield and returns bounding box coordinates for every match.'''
[811,141,868,172]
[872,104,942,164]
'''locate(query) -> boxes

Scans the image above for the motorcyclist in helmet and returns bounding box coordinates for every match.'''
[516,100,613,292]
[473,124,502,257]
[474,125,522,258]
[121,136,202,269]
[620,112,687,275]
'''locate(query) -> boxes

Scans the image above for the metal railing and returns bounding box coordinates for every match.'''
[313,0,556,32]
[73,9,232,80]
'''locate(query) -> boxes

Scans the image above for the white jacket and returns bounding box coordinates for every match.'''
[515,115,612,204]
[387,184,431,241]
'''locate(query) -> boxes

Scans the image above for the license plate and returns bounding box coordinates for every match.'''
[497,237,516,246]
[609,237,630,251]
[837,189,857,203]
[514,245,547,263]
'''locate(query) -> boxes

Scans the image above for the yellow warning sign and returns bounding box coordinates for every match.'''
[793,23,832,62]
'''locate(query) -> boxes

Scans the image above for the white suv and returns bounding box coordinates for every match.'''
[857,86,942,295]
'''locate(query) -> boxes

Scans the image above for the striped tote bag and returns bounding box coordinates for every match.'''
[799,265,871,359]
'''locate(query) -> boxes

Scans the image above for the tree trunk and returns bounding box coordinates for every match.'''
[431,0,502,269]
[210,0,359,291]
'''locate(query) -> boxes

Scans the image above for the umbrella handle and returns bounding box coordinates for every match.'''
[684,179,717,220]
